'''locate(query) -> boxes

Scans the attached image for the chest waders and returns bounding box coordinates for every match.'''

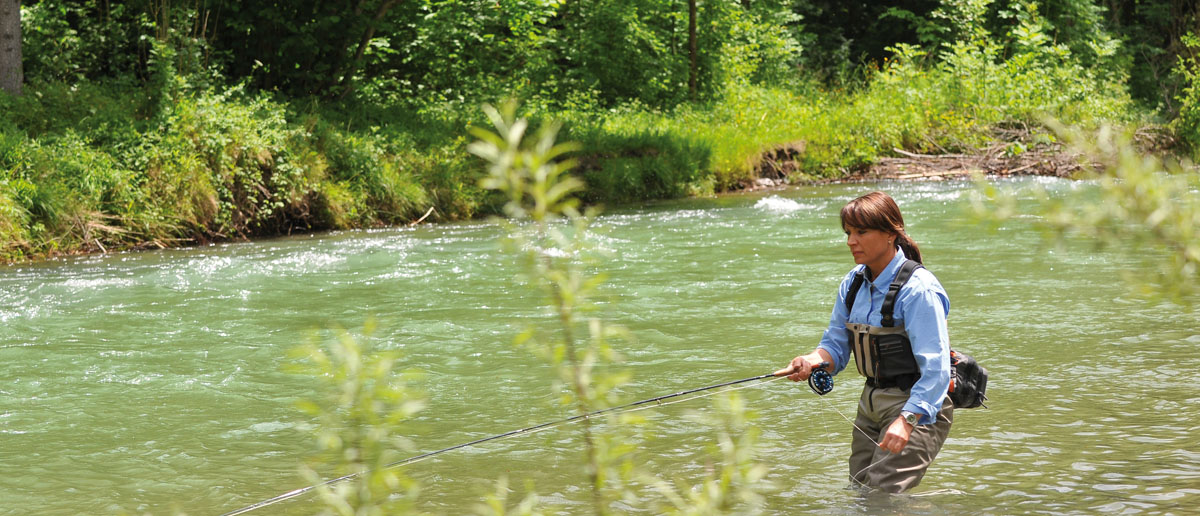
[844,259,922,391]
[842,259,963,494]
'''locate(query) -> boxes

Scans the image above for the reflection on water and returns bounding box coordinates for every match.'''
[0,178,1197,515]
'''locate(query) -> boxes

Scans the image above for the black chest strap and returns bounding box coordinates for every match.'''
[843,259,923,326]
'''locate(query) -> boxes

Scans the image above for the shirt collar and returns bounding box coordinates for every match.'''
[865,247,908,289]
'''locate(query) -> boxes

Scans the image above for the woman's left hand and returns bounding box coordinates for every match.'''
[879,416,914,454]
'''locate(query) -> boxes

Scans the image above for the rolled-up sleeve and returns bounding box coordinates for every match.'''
[898,272,951,424]
[817,272,856,375]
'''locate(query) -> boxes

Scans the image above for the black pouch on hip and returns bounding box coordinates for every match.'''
[949,350,988,409]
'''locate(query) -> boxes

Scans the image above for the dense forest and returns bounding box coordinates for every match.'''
[0,0,1196,261]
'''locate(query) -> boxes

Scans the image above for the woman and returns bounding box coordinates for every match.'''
[775,191,952,493]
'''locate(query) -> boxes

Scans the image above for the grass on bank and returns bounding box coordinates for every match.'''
[0,31,1145,262]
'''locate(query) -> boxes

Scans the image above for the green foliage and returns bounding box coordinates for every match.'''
[472,102,767,514]
[871,0,1181,110]
[795,0,935,78]
[544,17,1136,191]
[474,476,545,516]
[16,0,1196,114]
[472,103,619,511]
[646,393,767,515]
[109,0,803,109]
[157,88,310,236]
[972,124,1200,303]
[0,178,32,260]
[20,0,149,83]
[0,79,141,146]
[307,123,431,225]
[0,77,491,260]
[1171,32,1200,159]
[0,0,1166,263]
[0,116,153,254]
[854,2,1133,156]
[288,322,426,515]
[566,121,711,204]
[1102,0,1198,109]
[557,0,689,106]
[21,0,223,93]
[925,0,994,46]
[714,1,803,87]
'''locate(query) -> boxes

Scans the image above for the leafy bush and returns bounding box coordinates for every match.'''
[0,180,31,260]
[0,0,1152,263]
[565,121,711,203]
[307,123,429,226]
[856,3,1133,154]
[20,1,149,84]
[0,126,146,254]
[1171,33,1200,159]
[289,323,425,515]
[157,89,308,236]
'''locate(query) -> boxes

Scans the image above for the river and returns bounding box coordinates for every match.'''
[1,178,1196,515]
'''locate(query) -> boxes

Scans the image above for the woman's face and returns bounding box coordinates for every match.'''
[844,225,895,273]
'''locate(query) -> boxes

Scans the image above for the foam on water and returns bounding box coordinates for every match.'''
[753,195,810,213]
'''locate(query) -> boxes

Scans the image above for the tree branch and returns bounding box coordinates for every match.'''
[335,0,400,100]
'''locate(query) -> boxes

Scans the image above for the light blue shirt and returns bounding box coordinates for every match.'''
[817,249,951,425]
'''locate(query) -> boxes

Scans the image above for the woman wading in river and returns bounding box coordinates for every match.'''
[777,191,953,493]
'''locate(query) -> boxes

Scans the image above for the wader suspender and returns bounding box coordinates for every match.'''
[844,259,923,325]
[844,259,923,389]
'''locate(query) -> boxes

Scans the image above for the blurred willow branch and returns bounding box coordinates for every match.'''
[288,320,426,515]
[469,101,767,515]
[471,100,632,514]
[971,123,1199,303]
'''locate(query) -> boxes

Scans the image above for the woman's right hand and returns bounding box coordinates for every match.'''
[774,354,818,382]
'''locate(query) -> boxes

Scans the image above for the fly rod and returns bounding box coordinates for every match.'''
[220,364,832,516]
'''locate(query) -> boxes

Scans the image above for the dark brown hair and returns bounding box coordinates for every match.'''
[840,191,923,264]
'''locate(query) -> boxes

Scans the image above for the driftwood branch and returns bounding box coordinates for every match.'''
[409,206,436,226]
[892,148,971,159]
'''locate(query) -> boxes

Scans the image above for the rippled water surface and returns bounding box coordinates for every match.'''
[2,179,1197,515]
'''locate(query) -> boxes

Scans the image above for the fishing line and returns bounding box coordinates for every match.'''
[812,393,892,488]
[393,375,788,473]
[220,372,798,516]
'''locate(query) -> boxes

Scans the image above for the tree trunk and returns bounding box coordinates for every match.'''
[335,0,401,100]
[687,0,696,99]
[0,0,21,96]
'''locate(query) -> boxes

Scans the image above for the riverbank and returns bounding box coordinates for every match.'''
[4,139,1101,265]
[0,41,1150,264]
[743,124,1183,191]
[0,110,1156,265]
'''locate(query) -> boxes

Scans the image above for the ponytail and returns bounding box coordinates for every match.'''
[896,231,922,264]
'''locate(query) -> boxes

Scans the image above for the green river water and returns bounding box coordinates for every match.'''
[2,178,1198,515]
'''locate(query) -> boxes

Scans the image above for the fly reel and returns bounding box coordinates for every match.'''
[808,363,834,395]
